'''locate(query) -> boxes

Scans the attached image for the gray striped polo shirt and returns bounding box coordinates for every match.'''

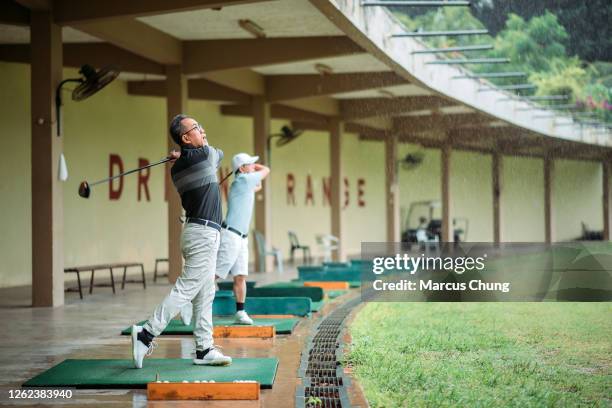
[171,145,224,225]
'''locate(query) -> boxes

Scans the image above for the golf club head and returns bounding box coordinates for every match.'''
[78,181,91,198]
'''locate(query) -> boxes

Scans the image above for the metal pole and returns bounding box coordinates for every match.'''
[412,44,493,54]
[453,71,526,79]
[498,95,569,102]
[478,84,536,92]
[393,29,488,37]
[362,1,470,6]
[427,58,509,65]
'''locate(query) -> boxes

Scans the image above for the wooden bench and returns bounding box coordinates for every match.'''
[64,262,145,299]
[153,258,169,282]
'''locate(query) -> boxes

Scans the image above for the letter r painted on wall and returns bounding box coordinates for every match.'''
[287,173,296,205]
[109,154,123,200]
[137,158,151,202]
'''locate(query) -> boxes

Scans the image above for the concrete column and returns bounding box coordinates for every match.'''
[31,11,64,307]
[329,118,344,260]
[492,152,503,244]
[603,161,611,241]
[544,156,555,244]
[441,143,453,242]
[165,65,186,283]
[385,134,400,242]
[253,96,272,271]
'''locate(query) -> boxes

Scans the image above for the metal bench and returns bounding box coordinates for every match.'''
[153,258,169,282]
[64,262,145,299]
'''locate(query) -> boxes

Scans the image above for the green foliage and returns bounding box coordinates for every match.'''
[528,58,588,101]
[489,12,567,73]
[392,6,610,118]
[470,0,612,62]
[305,396,322,407]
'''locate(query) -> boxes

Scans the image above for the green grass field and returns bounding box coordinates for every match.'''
[346,303,611,407]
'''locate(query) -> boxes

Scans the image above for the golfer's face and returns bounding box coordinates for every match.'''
[242,163,255,173]
[181,118,207,147]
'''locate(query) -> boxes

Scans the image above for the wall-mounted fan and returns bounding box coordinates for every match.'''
[55,64,120,136]
[400,151,425,171]
[267,125,303,165]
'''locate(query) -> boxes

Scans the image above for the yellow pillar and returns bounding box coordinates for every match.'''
[329,118,344,260]
[492,152,503,243]
[385,134,400,242]
[165,65,186,283]
[544,156,555,244]
[253,96,272,271]
[31,11,64,307]
[603,161,611,241]
[441,143,453,242]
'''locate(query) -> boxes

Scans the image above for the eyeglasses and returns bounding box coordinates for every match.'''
[181,123,203,138]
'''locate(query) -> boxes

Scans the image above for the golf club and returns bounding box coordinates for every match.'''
[78,156,172,198]
[78,156,235,198]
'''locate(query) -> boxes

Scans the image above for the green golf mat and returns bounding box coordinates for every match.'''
[120,317,300,335]
[326,290,347,299]
[311,300,324,312]
[214,296,311,316]
[264,280,361,289]
[23,358,278,389]
[216,286,324,301]
[218,281,256,290]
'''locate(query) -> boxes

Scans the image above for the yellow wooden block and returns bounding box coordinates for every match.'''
[147,381,260,400]
[304,281,349,290]
[213,325,275,338]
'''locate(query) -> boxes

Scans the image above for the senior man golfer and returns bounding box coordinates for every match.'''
[131,114,232,368]
[179,154,270,326]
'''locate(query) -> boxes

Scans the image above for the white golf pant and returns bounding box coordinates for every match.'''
[144,223,220,351]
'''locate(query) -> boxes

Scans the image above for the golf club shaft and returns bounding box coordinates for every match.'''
[89,157,172,187]
[89,156,233,188]
[219,171,232,185]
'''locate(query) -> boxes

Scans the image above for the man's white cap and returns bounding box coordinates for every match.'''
[232,153,259,173]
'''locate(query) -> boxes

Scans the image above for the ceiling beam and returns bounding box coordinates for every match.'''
[0,43,164,75]
[14,0,49,10]
[128,79,251,103]
[292,121,388,139]
[1,1,30,26]
[265,71,406,102]
[221,104,330,124]
[71,19,182,65]
[394,113,492,133]
[340,96,454,120]
[53,0,267,25]
[183,37,363,74]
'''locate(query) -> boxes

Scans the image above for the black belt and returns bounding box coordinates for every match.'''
[186,217,221,232]
[222,223,248,238]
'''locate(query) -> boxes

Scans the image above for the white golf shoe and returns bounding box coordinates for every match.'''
[193,346,232,366]
[180,303,193,326]
[131,325,156,369]
[234,310,253,325]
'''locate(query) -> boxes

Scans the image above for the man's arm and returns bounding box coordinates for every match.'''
[252,163,270,192]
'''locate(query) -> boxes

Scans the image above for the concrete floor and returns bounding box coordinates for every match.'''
[0,265,359,407]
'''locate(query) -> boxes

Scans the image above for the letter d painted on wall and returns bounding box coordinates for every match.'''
[109,153,124,200]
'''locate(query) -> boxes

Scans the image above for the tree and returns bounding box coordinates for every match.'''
[471,0,611,62]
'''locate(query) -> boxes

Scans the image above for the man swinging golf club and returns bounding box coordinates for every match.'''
[131,114,232,368]
[179,153,270,326]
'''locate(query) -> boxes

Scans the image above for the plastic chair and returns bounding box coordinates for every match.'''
[254,230,284,273]
[315,234,339,263]
[288,230,311,264]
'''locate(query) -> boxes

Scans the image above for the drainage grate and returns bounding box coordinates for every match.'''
[306,376,343,387]
[305,368,338,377]
[297,297,361,407]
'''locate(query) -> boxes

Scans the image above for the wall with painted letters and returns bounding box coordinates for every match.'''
[0,61,604,289]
